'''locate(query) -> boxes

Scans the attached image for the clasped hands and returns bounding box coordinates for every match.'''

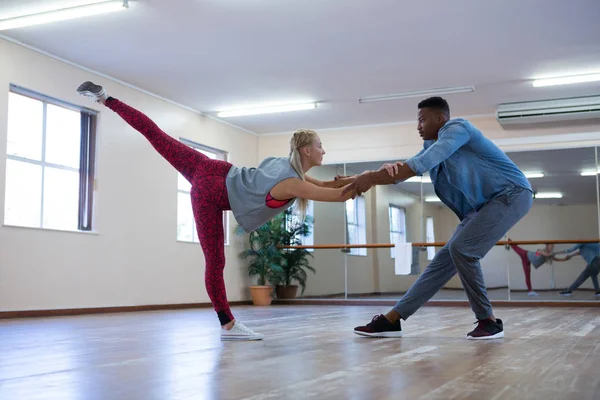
[336,161,404,198]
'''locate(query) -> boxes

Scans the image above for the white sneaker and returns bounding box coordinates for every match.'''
[528,291,539,296]
[77,81,108,103]
[220,321,264,341]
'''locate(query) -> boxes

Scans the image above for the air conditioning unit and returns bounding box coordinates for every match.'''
[496,95,600,126]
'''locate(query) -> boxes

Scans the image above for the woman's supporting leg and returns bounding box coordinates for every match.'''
[190,175,262,341]
[522,262,533,292]
[105,97,231,182]
[192,199,233,325]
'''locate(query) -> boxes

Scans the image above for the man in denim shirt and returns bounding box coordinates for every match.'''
[553,243,600,296]
[349,97,533,340]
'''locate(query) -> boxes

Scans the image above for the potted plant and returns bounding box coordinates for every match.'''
[236,208,316,302]
[274,209,315,299]
[235,217,284,306]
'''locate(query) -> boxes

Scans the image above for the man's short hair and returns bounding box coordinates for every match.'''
[418,96,450,118]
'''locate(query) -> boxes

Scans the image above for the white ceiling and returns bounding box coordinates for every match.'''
[344,147,600,206]
[1,0,600,134]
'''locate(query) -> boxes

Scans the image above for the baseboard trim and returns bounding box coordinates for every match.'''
[273,299,600,308]
[300,288,511,299]
[0,301,253,319]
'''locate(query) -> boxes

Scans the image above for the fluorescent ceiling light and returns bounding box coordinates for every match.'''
[405,176,432,183]
[0,1,128,31]
[358,86,474,104]
[581,170,599,176]
[523,172,544,179]
[425,196,441,202]
[533,73,600,88]
[534,192,563,199]
[217,102,317,118]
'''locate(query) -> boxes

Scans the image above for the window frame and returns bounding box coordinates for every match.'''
[176,138,230,245]
[389,204,407,259]
[426,216,435,260]
[4,84,97,232]
[345,195,367,256]
[287,200,315,251]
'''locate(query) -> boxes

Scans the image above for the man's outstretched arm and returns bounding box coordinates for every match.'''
[341,163,416,197]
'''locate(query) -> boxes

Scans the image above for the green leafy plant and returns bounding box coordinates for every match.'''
[276,209,315,294]
[236,208,315,293]
[235,216,284,286]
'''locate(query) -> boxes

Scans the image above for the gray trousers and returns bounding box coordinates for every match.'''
[393,187,533,320]
[569,257,600,292]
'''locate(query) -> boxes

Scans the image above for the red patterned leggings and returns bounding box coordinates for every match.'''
[106,98,235,325]
[510,243,533,292]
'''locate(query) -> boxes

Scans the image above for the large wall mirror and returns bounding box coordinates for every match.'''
[505,146,600,301]
[292,145,600,304]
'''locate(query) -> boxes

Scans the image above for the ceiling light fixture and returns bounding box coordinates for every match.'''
[523,172,544,179]
[425,196,442,203]
[532,73,600,88]
[0,0,129,31]
[217,102,317,118]
[534,192,563,199]
[580,170,599,176]
[358,86,475,104]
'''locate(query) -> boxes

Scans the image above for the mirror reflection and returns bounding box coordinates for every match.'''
[505,146,600,301]
[293,146,600,304]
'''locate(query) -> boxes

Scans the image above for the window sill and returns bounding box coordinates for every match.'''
[2,224,99,235]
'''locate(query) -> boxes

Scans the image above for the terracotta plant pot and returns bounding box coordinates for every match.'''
[275,285,298,299]
[249,285,273,306]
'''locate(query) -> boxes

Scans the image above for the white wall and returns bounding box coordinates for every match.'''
[0,38,259,311]
[301,165,347,297]
[258,117,600,166]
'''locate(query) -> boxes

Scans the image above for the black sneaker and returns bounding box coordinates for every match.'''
[353,315,403,338]
[466,318,504,340]
[595,291,600,296]
[560,290,572,296]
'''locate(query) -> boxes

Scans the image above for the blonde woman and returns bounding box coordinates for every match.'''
[77,81,356,341]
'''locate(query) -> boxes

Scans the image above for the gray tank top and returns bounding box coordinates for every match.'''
[226,157,300,232]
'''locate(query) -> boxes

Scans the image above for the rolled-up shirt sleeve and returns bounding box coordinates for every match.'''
[405,121,470,175]
[555,244,583,254]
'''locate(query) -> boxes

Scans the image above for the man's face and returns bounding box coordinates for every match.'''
[417,108,446,141]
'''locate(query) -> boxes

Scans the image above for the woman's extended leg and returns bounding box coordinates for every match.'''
[78,81,232,182]
[510,244,534,292]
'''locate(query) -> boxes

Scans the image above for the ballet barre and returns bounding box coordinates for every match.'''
[279,238,600,250]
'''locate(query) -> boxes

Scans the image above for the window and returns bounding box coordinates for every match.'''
[345,196,367,256]
[287,200,315,251]
[176,139,229,244]
[389,205,407,258]
[426,216,435,260]
[4,86,96,231]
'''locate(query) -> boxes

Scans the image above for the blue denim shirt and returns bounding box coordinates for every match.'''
[405,118,532,220]
[556,243,600,265]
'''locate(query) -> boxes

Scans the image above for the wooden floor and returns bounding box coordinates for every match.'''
[1,305,600,400]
